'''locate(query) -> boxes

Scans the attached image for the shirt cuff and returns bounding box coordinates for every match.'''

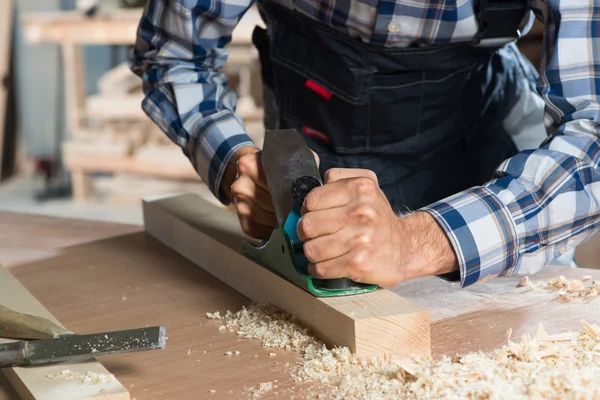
[420,186,520,287]
[185,111,257,205]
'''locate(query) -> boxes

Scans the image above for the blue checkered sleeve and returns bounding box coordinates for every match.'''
[422,1,600,287]
[129,0,257,204]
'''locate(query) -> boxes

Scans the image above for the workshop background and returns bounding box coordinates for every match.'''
[0,0,597,268]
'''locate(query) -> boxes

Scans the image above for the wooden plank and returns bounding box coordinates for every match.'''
[71,170,94,203]
[142,193,431,360]
[0,266,129,400]
[61,44,85,138]
[62,151,200,181]
[0,0,13,178]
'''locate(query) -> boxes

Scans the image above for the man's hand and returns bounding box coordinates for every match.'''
[223,146,321,240]
[224,147,278,239]
[297,168,458,287]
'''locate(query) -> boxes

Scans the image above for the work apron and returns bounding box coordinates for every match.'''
[252,1,542,211]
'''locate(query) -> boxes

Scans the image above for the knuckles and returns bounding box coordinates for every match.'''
[303,191,319,212]
[303,241,318,263]
[236,153,257,175]
[310,263,327,278]
[352,177,378,197]
[323,169,338,183]
[350,204,378,225]
[298,216,313,240]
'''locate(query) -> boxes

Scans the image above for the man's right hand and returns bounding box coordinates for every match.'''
[224,147,278,239]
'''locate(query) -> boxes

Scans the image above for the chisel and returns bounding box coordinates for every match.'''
[0,326,166,368]
[0,304,166,368]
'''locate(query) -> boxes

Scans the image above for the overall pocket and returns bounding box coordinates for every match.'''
[368,64,474,152]
[269,24,372,152]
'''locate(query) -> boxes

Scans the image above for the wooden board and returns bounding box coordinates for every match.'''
[62,152,200,181]
[0,266,129,400]
[142,193,431,359]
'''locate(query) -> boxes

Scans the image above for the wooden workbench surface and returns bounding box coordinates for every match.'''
[1,211,599,399]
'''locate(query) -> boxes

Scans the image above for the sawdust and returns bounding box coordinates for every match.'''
[47,370,115,384]
[247,381,276,398]
[209,303,600,399]
[518,275,600,302]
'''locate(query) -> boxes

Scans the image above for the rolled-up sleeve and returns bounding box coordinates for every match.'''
[129,0,257,204]
[422,0,600,287]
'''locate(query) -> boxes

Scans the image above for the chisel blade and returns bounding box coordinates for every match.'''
[0,326,166,368]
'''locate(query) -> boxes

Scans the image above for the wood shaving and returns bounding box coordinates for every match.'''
[47,370,115,384]
[212,303,600,399]
[518,275,600,302]
[206,311,222,319]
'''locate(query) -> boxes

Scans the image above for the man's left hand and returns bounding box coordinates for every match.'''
[297,168,459,287]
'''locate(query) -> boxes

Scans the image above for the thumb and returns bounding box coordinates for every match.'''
[311,150,320,168]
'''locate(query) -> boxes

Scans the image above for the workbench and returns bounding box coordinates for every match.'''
[1,210,599,399]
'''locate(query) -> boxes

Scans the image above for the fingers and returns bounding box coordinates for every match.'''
[302,229,353,264]
[323,168,378,184]
[236,200,278,228]
[302,180,351,214]
[297,207,346,242]
[231,152,278,239]
[238,217,276,239]
[231,175,275,213]
[237,152,270,192]
[311,150,320,168]
[302,174,380,213]
[307,251,367,282]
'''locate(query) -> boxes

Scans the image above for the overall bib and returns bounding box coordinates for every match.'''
[252,0,542,211]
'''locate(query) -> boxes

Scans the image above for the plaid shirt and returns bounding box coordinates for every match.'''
[130,0,600,287]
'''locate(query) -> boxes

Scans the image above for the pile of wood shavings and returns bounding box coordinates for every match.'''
[518,275,600,302]
[46,369,115,384]
[208,304,600,399]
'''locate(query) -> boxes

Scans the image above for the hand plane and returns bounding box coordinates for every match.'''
[242,128,378,297]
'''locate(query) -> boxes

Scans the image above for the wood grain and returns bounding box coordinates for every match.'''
[142,194,431,359]
[0,211,140,268]
[0,267,129,400]
[1,211,600,399]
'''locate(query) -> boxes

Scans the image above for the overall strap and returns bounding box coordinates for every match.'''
[472,0,530,47]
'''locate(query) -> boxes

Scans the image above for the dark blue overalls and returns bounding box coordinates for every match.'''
[252,0,543,212]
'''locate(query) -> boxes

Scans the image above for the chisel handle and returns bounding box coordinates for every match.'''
[0,304,70,340]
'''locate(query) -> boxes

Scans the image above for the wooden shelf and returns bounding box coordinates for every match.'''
[63,153,200,181]
[21,7,263,46]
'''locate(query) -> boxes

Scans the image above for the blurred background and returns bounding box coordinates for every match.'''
[0,0,597,267]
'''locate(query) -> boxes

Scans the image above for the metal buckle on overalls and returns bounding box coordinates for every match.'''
[471,0,530,48]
